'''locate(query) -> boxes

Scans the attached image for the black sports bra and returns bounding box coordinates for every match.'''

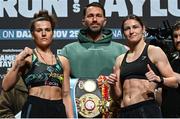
[22,50,64,88]
[120,44,160,85]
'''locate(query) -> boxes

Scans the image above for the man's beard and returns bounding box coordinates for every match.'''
[175,41,180,51]
[86,27,102,36]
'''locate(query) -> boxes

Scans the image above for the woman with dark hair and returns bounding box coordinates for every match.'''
[2,10,73,118]
[107,14,178,118]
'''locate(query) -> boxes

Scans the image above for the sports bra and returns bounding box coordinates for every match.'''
[120,44,160,85]
[22,50,64,88]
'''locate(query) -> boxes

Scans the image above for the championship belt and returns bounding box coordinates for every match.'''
[98,75,112,118]
[70,76,112,118]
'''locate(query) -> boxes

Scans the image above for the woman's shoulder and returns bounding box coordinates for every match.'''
[57,55,69,66]
[116,53,126,66]
[57,55,69,61]
[148,44,166,62]
[147,44,164,56]
[117,53,126,59]
[148,44,163,51]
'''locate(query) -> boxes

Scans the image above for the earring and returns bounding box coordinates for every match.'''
[143,32,147,37]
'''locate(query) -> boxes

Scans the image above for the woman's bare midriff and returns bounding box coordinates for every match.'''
[121,78,157,107]
[28,86,62,100]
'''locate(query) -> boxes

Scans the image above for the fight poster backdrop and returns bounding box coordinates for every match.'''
[0,0,180,89]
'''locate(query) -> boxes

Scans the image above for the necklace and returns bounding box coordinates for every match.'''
[36,49,54,65]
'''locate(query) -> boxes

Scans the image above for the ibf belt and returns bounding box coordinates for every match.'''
[73,76,112,118]
[75,79,102,118]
